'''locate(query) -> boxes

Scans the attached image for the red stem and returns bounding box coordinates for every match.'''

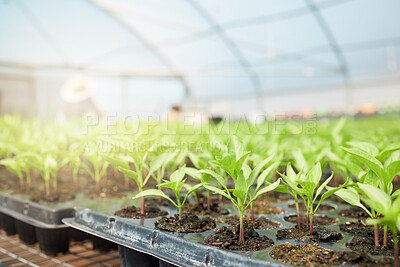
[374,225,380,247]
[140,197,145,215]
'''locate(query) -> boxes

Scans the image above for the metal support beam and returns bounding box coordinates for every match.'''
[305,0,353,114]
[187,0,263,110]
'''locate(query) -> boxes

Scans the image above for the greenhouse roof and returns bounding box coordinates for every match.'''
[1,0,400,100]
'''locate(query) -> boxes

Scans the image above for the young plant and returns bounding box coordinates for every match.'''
[105,135,158,215]
[276,163,304,229]
[0,157,25,191]
[284,162,347,235]
[342,142,400,246]
[81,151,109,194]
[133,166,202,220]
[359,183,400,267]
[333,185,380,247]
[150,150,178,202]
[199,136,281,243]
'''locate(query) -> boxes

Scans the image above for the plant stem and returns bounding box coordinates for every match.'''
[239,210,244,243]
[295,200,301,229]
[309,213,314,236]
[306,211,309,229]
[178,205,182,220]
[140,196,145,215]
[393,228,399,267]
[374,224,380,247]
[383,226,388,247]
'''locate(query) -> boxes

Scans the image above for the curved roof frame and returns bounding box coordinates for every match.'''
[87,0,191,98]
[186,0,263,108]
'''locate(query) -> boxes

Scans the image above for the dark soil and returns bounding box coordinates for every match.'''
[155,213,216,233]
[346,236,394,256]
[256,191,290,203]
[284,214,338,226]
[114,205,167,219]
[216,215,280,230]
[204,223,274,251]
[288,202,334,212]
[246,202,283,215]
[340,221,396,256]
[276,226,343,243]
[182,202,229,216]
[338,206,370,220]
[270,242,393,266]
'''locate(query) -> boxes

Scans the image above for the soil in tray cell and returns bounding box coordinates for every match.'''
[216,215,280,230]
[338,206,370,220]
[284,214,338,226]
[340,221,397,256]
[204,223,274,251]
[155,213,216,233]
[276,226,343,243]
[182,202,229,216]
[270,242,393,266]
[114,205,167,219]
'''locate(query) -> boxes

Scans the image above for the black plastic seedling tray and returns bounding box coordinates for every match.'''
[0,192,75,255]
[63,198,372,267]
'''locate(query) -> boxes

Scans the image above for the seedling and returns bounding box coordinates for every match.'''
[282,162,347,235]
[333,185,380,247]
[342,142,400,246]
[199,136,281,242]
[360,183,400,267]
[81,151,109,194]
[276,163,304,229]
[133,166,202,220]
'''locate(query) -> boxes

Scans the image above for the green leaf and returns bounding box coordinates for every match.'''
[336,187,373,217]
[232,135,246,161]
[182,183,203,205]
[170,166,186,183]
[386,160,400,183]
[255,162,279,192]
[202,183,233,202]
[132,189,175,206]
[198,169,228,190]
[185,167,203,181]
[118,167,138,181]
[314,172,334,202]
[307,162,322,185]
[292,150,309,172]
[347,142,379,156]
[242,164,252,180]
[44,155,57,170]
[157,180,178,190]
[251,179,280,201]
[233,171,247,201]
[248,154,274,187]
[358,183,391,214]
[363,170,380,187]
[377,144,400,162]
[341,147,385,178]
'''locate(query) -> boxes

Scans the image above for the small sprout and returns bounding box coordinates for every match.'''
[133,166,201,220]
[199,136,280,243]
